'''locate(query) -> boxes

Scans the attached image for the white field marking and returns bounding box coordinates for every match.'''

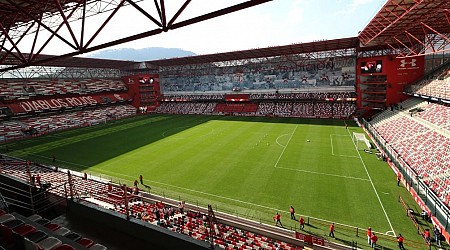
[92,168,284,212]
[330,134,358,158]
[274,125,298,169]
[275,134,289,148]
[347,129,396,236]
[43,161,375,233]
[385,231,395,236]
[92,168,375,233]
[276,166,370,181]
[382,192,390,195]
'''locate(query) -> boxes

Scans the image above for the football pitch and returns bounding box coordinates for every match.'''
[2,114,428,248]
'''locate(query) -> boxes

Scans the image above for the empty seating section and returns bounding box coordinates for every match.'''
[0,208,106,250]
[0,121,24,142]
[409,78,450,101]
[373,116,430,143]
[416,103,450,130]
[370,99,450,207]
[0,105,136,142]
[0,158,300,249]
[0,79,126,99]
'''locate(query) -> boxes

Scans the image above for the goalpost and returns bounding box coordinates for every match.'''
[352,132,371,150]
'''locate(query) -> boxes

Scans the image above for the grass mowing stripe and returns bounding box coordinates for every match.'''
[4,115,430,249]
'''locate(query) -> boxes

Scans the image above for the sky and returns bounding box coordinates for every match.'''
[89,0,386,56]
[22,0,387,58]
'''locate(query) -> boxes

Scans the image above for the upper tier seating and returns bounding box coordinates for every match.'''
[0,79,127,100]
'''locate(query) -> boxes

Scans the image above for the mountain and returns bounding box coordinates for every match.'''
[86,47,196,61]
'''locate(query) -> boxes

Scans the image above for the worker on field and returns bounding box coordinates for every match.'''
[273,212,282,227]
[367,227,372,245]
[329,223,335,238]
[397,234,404,249]
[289,206,296,220]
[299,216,305,230]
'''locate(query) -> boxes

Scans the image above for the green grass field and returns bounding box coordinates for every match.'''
[2,114,435,249]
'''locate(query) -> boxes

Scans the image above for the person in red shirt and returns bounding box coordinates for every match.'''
[299,217,305,230]
[370,233,378,248]
[36,174,41,186]
[424,229,431,244]
[367,227,372,245]
[397,234,405,249]
[329,223,335,238]
[273,212,282,227]
[289,206,296,220]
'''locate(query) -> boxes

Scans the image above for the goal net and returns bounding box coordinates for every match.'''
[352,132,371,150]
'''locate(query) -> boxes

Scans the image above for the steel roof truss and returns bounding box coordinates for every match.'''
[167,0,191,27]
[83,0,126,49]
[4,0,77,51]
[53,0,80,49]
[124,0,162,27]
[32,4,81,62]
[0,23,26,63]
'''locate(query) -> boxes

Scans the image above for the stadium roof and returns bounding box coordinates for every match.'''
[144,37,360,67]
[0,0,84,28]
[0,0,272,72]
[358,0,450,56]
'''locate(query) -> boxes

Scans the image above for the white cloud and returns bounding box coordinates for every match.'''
[334,0,376,16]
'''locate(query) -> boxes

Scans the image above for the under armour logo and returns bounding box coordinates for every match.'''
[400,59,416,67]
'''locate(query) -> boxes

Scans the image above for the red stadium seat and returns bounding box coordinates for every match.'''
[76,237,94,248]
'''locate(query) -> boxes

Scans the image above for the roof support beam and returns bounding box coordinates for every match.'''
[53,0,80,49]
[0,0,273,72]
[4,0,78,50]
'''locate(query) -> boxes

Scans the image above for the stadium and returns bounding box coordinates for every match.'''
[0,0,449,249]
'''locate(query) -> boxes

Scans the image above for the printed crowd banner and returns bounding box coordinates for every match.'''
[9,93,131,114]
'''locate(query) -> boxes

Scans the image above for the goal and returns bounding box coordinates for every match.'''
[352,132,371,150]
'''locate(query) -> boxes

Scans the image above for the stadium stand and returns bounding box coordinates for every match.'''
[157,92,356,119]
[369,98,450,207]
[0,105,136,143]
[0,156,303,249]
[405,61,450,101]
[0,209,107,250]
